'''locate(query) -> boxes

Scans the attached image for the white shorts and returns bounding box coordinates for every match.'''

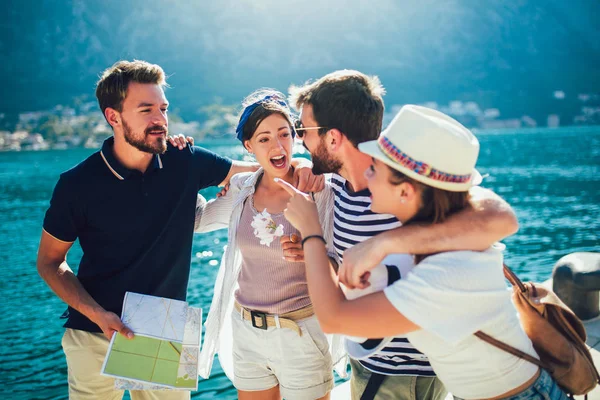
[231,310,334,399]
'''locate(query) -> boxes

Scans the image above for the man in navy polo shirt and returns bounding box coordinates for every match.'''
[36,60,318,400]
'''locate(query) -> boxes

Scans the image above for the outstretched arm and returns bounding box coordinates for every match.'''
[220,159,323,192]
[167,135,323,192]
[302,235,419,336]
[340,187,518,288]
[219,160,259,186]
[275,178,420,337]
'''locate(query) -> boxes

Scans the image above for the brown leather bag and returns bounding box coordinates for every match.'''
[475,264,600,396]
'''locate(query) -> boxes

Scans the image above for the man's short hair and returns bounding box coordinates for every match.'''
[289,70,385,147]
[95,60,167,115]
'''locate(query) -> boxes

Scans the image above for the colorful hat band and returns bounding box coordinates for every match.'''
[378,136,472,184]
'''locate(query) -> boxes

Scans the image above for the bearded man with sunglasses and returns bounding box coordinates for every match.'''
[288,70,519,400]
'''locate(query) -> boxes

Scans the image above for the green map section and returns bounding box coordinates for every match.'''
[105,335,194,388]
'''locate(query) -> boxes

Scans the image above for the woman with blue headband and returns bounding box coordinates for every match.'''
[193,89,345,400]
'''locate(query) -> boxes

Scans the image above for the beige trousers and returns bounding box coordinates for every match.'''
[61,329,190,400]
[350,358,447,400]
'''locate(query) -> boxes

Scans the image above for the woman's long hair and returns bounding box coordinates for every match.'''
[388,167,472,263]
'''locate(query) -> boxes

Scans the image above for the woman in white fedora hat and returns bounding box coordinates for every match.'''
[276,105,568,399]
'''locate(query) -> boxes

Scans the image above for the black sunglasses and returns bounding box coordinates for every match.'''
[294,119,328,138]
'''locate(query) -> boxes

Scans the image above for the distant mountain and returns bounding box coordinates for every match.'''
[2,0,599,125]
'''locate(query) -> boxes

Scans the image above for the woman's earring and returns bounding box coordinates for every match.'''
[400,198,406,204]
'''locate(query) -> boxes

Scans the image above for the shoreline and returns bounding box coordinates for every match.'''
[1,125,599,153]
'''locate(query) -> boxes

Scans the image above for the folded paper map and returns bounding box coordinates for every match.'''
[101,292,201,390]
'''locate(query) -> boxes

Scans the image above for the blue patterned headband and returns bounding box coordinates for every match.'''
[235,95,295,142]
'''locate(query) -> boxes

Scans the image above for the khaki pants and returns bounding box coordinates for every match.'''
[62,329,190,400]
[350,358,447,400]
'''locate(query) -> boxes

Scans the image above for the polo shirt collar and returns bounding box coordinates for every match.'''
[100,136,163,180]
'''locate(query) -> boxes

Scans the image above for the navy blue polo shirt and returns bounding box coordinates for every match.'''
[43,137,232,333]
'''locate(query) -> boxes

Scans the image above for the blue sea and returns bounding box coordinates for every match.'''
[1,127,599,399]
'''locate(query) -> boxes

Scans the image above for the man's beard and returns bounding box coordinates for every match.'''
[306,139,342,175]
[122,119,167,154]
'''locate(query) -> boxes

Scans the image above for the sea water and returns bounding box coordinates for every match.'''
[0,127,598,399]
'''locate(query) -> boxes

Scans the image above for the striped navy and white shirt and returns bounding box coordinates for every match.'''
[331,174,435,376]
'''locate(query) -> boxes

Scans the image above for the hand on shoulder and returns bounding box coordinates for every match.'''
[167,134,194,150]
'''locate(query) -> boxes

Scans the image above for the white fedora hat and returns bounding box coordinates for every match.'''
[358,105,482,192]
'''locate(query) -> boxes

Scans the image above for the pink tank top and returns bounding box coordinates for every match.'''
[234,195,311,314]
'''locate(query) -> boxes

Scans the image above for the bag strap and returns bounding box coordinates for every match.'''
[476,262,553,372]
[360,372,386,400]
[503,263,527,293]
[474,331,552,372]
